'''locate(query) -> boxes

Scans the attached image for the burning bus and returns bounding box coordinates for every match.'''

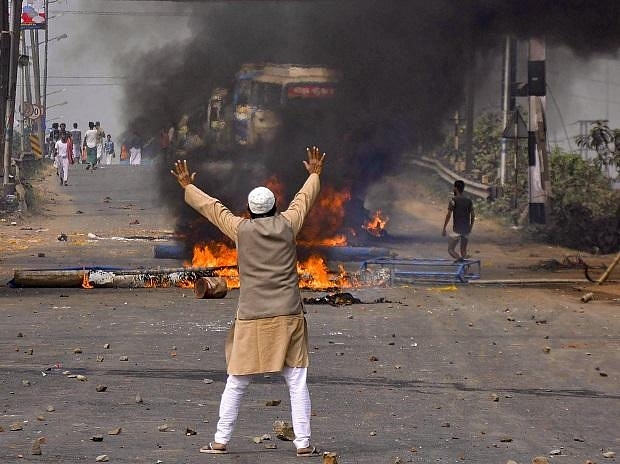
[205,63,340,150]
[168,62,393,289]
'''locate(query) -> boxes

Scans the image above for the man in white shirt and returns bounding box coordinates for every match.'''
[54,131,70,186]
[82,121,98,170]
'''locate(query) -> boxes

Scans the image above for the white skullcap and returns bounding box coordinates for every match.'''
[248,186,275,214]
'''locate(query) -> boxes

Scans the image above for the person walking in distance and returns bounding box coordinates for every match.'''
[442,179,475,262]
[129,131,142,165]
[103,134,115,165]
[83,122,98,171]
[95,121,105,164]
[54,131,71,186]
[48,122,60,158]
[171,146,326,458]
[70,123,82,164]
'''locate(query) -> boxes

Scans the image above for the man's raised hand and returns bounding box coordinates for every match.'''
[171,159,196,189]
[303,146,326,175]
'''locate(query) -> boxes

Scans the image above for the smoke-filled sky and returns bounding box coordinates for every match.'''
[45,0,620,228]
[47,1,620,148]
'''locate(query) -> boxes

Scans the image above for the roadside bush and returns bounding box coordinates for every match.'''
[541,150,620,253]
[19,158,53,215]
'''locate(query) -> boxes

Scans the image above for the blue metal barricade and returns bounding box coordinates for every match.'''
[359,257,481,284]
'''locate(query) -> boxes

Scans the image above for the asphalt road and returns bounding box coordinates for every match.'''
[0,161,618,463]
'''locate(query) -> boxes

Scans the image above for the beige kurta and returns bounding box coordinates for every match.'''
[184,173,320,375]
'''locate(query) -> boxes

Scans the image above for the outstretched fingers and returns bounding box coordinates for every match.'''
[303,145,326,174]
[170,159,196,187]
[306,145,323,161]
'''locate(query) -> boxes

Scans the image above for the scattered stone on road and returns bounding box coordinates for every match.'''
[273,420,295,441]
[10,422,23,431]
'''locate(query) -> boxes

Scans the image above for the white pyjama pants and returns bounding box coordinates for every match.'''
[214,366,311,449]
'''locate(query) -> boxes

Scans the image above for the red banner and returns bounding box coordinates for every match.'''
[21,1,46,30]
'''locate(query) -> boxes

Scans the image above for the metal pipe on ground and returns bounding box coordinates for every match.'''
[153,243,392,262]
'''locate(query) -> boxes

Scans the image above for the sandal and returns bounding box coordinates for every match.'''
[200,442,228,454]
[297,446,321,457]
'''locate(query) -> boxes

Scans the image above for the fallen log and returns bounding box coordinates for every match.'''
[597,251,620,285]
[11,269,88,288]
[193,277,228,299]
[10,267,232,288]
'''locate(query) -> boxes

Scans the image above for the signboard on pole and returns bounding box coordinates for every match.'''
[21,1,46,30]
[20,102,43,120]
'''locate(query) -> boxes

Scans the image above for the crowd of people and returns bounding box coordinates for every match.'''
[47,121,146,185]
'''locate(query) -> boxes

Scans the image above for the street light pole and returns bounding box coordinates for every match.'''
[30,29,44,158]
[41,0,49,155]
[3,0,23,186]
[20,31,27,154]
[0,2,9,133]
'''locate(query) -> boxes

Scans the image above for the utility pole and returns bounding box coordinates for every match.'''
[41,0,49,154]
[30,29,44,158]
[19,30,26,153]
[3,0,23,186]
[527,37,549,224]
[500,36,516,186]
[1,1,11,165]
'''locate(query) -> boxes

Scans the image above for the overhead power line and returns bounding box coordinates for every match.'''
[47,83,124,87]
[48,75,128,79]
[50,9,193,16]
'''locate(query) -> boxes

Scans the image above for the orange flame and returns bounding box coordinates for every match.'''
[184,185,367,291]
[363,209,389,237]
[302,234,347,247]
[297,255,351,289]
[188,243,354,290]
[190,242,240,288]
[81,271,93,289]
[298,186,351,245]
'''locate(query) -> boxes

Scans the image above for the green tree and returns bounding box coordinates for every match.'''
[575,120,620,173]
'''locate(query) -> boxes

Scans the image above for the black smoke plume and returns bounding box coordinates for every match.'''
[119,1,620,246]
